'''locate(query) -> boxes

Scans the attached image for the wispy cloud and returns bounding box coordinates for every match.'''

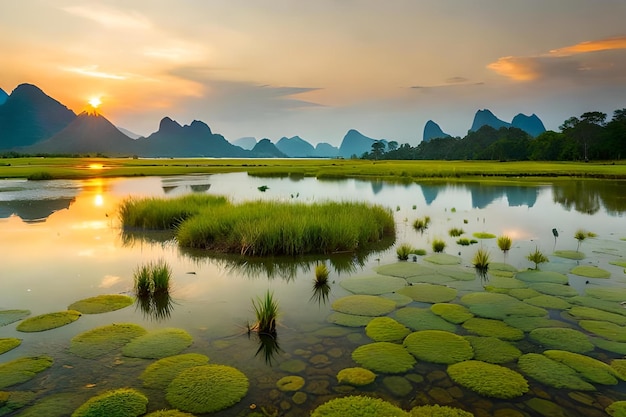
[63,65,127,80]
[62,5,151,30]
[549,36,626,57]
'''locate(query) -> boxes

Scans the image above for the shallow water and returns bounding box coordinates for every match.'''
[1,173,626,416]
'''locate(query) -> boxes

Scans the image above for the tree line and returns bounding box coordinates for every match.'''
[362,109,626,161]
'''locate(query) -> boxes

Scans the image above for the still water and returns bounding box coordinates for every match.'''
[1,173,625,416]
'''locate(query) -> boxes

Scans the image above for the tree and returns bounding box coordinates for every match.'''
[387,141,398,152]
[370,141,385,160]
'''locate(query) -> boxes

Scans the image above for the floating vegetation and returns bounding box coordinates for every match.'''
[337,367,376,386]
[165,364,249,413]
[72,388,148,417]
[569,295,626,316]
[397,283,457,304]
[0,338,21,355]
[68,294,134,314]
[0,356,53,389]
[8,392,82,417]
[251,290,279,334]
[315,263,329,283]
[607,401,626,417]
[432,239,446,253]
[134,259,172,295]
[413,216,431,233]
[515,270,568,284]
[472,247,490,279]
[528,282,578,297]
[579,320,626,342]
[570,265,611,279]
[70,323,147,359]
[140,353,210,390]
[383,375,412,397]
[375,262,436,278]
[279,359,306,373]
[447,360,529,399]
[340,275,406,295]
[332,295,396,317]
[423,254,461,265]
[544,350,621,385]
[462,317,524,341]
[553,250,586,260]
[460,292,547,320]
[352,342,416,374]
[448,227,464,237]
[473,232,496,239]
[567,306,626,326]
[0,310,30,327]
[528,328,594,353]
[575,229,595,252]
[464,336,521,364]
[393,307,456,332]
[122,328,193,359]
[276,375,305,391]
[254,330,282,365]
[311,272,331,306]
[396,243,414,260]
[527,247,549,269]
[517,353,595,391]
[310,395,407,417]
[409,405,474,417]
[584,287,626,303]
[403,330,473,364]
[430,303,473,324]
[144,411,196,417]
[524,294,571,310]
[326,312,373,327]
[16,310,81,332]
[497,235,512,255]
[257,185,269,192]
[456,238,478,246]
[365,317,410,342]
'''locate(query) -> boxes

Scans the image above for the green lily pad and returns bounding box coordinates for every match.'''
[326,312,373,327]
[16,310,81,332]
[607,401,626,417]
[393,307,456,332]
[507,288,542,300]
[332,295,397,317]
[408,405,474,417]
[352,342,416,374]
[72,388,148,417]
[503,316,572,332]
[436,266,476,281]
[0,338,21,355]
[166,364,249,413]
[553,250,586,260]
[473,232,496,239]
[485,277,527,290]
[584,287,626,302]
[570,265,611,279]
[0,310,30,327]
[403,330,473,364]
[460,292,547,320]
[423,254,462,265]
[462,317,523,341]
[430,303,473,324]
[12,392,84,417]
[529,328,594,353]
[340,275,407,295]
[280,359,306,373]
[515,270,569,284]
[144,411,196,417]
[70,323,147,359]
[376,262,436,278]
[528,282,579,297]
[397,283,457,304]
[609,260,626,268]
[380,293,414,307]
[579,320,626,342]
[365,317,411,342]
[610,359,626,380]
[123,328,193,359]
[544,349,620,385]
[517,353,595,391]
[406,273,451,285]
[0,356,53,389]
[591,337,626,355]
[524,294,571,310]
[277,375,305,391]
[67,294,134,314]
[337,367,376,386]
[447,360,528,399]
[464,336,521,364]
[569,296,626,316]
[311,395,407,417]
[140,353,210,389]
[567,306,626,326]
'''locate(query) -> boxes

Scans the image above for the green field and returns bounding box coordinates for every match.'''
[0,157,625,181]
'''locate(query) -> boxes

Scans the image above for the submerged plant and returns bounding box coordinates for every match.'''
[251,291,279,335]
[527,247,549,270]
[448,227,464,237]
[432,239,446,253]
[396,243,414,260]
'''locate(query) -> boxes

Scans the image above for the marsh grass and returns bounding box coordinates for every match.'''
[448,227,465,237]
[497,235,513,261]
[575,229,596,251]
[457,238,478,246]
[432,239,446,253]
[251,291,279,335]
[315,264,329,285]
[311,265,331,306]
[527,247,549,270]
[413,216,431,233]
[473,248,491,270]
[134,260,171,294]
[396,243,414,260]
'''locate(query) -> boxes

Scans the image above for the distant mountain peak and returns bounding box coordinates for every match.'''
[470,109,510,132]
[0,87,8,105]
[511,113,546,137]
[423,120,451,142]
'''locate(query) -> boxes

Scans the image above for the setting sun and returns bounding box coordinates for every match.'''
[88,97,102,108]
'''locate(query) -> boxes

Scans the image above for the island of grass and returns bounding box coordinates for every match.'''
[120,195,395,256]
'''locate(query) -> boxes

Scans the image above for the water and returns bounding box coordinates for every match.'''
[1,173,625,416]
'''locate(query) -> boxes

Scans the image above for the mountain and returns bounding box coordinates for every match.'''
[511,113,546,137]
[26,110,138,155]
[423,120,451,142]
[314,142,339,158]
[117,126,142,139]
[0,88,7,105]
[232,137,257,150]
[136,117,249,157]
[338,129,386,158]
[276,136,316,157]
[470,109,510,132]
[0,83,76,150]
[251,139,287,158]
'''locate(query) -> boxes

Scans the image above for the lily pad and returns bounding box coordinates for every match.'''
[524,294,571,310]
[609,260,626,268]
[403,330,473,364]
[144,411,196,417]
[326,312,373,327]
[610,359,626,380]
[408,405,474,417]
[569,296,626,316]
[340,275,407,295]
[365,317,411,342]
[507,288,542,300]
[570,265,611,279]
[123,328,193,359]
[310,395,407,417]
[397,283,457,304]
[166,364,249,413]
[67,294,134,314]
[72,388,148,417]
[503,316,572,332]
[70,323,147,359]
[553,250,586,260]
[464,336,521,364]
[393,307,456,332]
[0,356,53,389]
[485,277,527,290]
[430,303,473,324]
[0,338,21,355]
[567,306,626,326]
[460,292,547,320]
[380,293,414,307]
[376,262,436,278]
[0,310,30,327]
[332,295,397,317]
[352,342,416,374]
[584,287,626,303]
[436,266,476,281]
[473,232,496,239]
[462,317,523,341]
[140,353,210,389]
[544,349,620,385]
[529,328,593,353]
[607,401,626,417]
[13,392,83,417]
[517,353,595,391]
[16,310,81,332]
[579,320,626,342]
[591,337,626,355]
[515,270,569,284]
[423,254,462,265]
[383,375,413,397]
[337,367,376,386]
[528,282,579,297]
[277,375,305,391]
[406,273,451,285]
[447,360,529,399]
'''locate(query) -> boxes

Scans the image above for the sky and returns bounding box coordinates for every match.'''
[1,1,626,146]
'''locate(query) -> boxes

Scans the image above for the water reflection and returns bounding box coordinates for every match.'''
[252,331,282,366]
[135,291,175,321]
[552,180,626,215]
[0,197,75,222]
[310,279,331,306]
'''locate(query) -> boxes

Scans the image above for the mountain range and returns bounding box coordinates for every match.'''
[0,83,547,158]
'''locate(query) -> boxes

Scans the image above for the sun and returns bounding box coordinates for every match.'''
[88,97,102,108]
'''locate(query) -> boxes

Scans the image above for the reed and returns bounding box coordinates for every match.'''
[472,248,491,270]
[527,247,549,270]
[396,243,414,260]
[432,239,446,253]
[574,229,595,251]
[251,291,279,335]
[448,227,465,237]
[133,259,172,295]
[134,264,152,297]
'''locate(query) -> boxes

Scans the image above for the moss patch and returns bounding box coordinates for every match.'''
[528,282,578,297]
[70,323,147,359]
[337,367,376,386]
[326,312,373,328]
[460,292,547,320]
[0,339,21,355]
[524,294,571,310]
[430,303,473,324]
[340,275,407,295]
[462,317,523,341]
[365,317,411,342]
[408,404,474,417]
[144,411,196,417]
[376,262,436,278]
[140,353,210,389]
[553,250,586,260]
[436,266,476,281]
[67,294,134,314]
[332,295,397,317]
[473,232,496,239]
[503,316,571,332]
[352,342,416,374]
[517,353,595,391]
[529,328,593,353]
[393,307,456,332]
[166,364,249,413]
[122,328,193,359]
[72,388,147,417]
[507,288,542,300]
[606,401,626,417]
[0,356,53,390]
[276,375,305,391]
[570,265,611,279]
[0,310,30,327]
[403,330,473,364]
[310,395,407,417]
[567,306,626,326]
[423,254,462,265]
[610,359,626,380]
[0,391,36,415]
[569,296,626,316]
[544,350,620,385]
[397,283,457,304]
[12,392,83,417]
[16,310,81,332]
[380,293,414,307]
[485,277,527,290]
[591,337,626,355]
[447,360,528,399]
[464,336,521,364]
[584,287,626,303]
[383,375,413,397]
[579,320,626,342]
[515,270,569,284]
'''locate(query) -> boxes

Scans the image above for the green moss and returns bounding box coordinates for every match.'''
[393,307,456,332]
[383,375,413,397]
[447,360,528,399]
[436,266,476,281]
[0,310,30,327]
[122,328,193,359]
[406,273,451,285]
[507,288,542,300]
[529,328,593,353]
[403,330,473,364]
[276,375,305,391]
[352,342,416,374]
[376,262,436,278]
[485,277,527,290]
[606,401,626,417]
[365,317,411,342]
[525,398,569,417]
[473,232,496,239]
[515,270,569,284]
[71,388,148,417]
[553,250,586,260]
[14,392,85,417]
[0,391,36,415]
[0,339,21,355]
[70,323,147,359]
[423,254,461,265]
[462,317,523,341]
[430,303,473,324]
[570,265,611,279]
[544,350,620,385]
[140,353,210,389]
[567,306,626,326]
[337,367,376,386]
[326,312,373,327]
[380,293,414,307]
[610,260,626,268]
[67,294,134,314]
[579,320,626,342]
[0,356,53,389]
[340,275,407,295]
[517,353,595,391]
[591,337,626,355]
[524,294,571,310]
[464,336,521,364]
[408,404,474,417]
[397,283,457,304]
[16,310,81,332]
[460,292,547,320]
[584,287,626,303]
[332,295,397,317]
[528,282,578,297]
[569,296,626,316]
[610,359,626,380]
[310,395,407,417]
[144,411,196,417]
[503,316,571,332]
[166,364,249,413]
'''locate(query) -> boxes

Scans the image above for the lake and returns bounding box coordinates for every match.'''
[1,173,626,416]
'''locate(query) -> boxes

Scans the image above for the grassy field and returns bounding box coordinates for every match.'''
[1,157,625,180]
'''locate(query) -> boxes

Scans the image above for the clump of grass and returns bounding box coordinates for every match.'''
[396,205,401,211]
[397,243,415,260]
[448,227,465,237]
[432,239,446,253]
[456,238,478,246]
[527,247,549,270]
[134,259,172,295]
[27,171,53,181]
[314,264,329,285]
[251,291,279,335]
[258,185,269,192]
[412,248,427,256]
[473,248,491,270]
[497,235,512,253]
[412,205,417,210]
[451,207,457,213]
[312,264,331,306]
[575,229,595,252]
[413,216,431,233]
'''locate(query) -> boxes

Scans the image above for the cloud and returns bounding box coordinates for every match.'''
[445,76,469,84]
[549,36,626,57]
[63,65,128,80]
[62,5,151,30]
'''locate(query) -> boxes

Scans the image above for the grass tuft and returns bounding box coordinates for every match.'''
[396,243,414,260]
[527,247,549,270]
[432,239,446,253]
[251,291,279,335]
[449,227,465,237]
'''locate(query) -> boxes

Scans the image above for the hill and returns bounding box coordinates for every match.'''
[276,136,316,157]
[251,139,287,158]
[423,120,451,142]
[338,129,386,158]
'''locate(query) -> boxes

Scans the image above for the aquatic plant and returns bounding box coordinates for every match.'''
[72,388,148,417]
[340,275,406,295]
[403,330,473,364]
[575,228,593,252]
[553,250,585,260]
[16,310,81,332]
[70,323,147,359]
[144,411,196,417]
[140,353,210,390]
[448,227,464,237]
[376,262,436,278]
[497,235,512,262]
[315,263,329,284]
[524,294,571,310]
[0,338,21,355]
[332,294,396,317]
[134,259,171,295]
[544,349,621,385]
[408,405,474,417]
[365,317,410,342]
[460,291,547,320]
[432,239,446,253]
[310,395,407,417]
[473,232,496,239]
[397,283,457,304]
[326,312,373,327]
[383,375,413,397]
[579,320,626,342]
[0,310,30,327]
[311,277,331,306]
[529,282,578,297]
[166,364,249,413]
[352,342,416,374]
[276,375,305,391]
[257,185,269,192]
[584,287,626,303]
[254,330,282,365]
[251,290,279,334]
[606,401,626,417]
[423,253,461,265]
[68,294,134,314]
[394,307,456,332]
[570,265,611,279]
[517,353,595,391]
[27,171,53,181]
[526,247,549,269]
[528,328,594,353]
[472,247,490,277]
[567,306,626,326]
[446,360,529,399]
[456,238,477,246]
[413,216,431,233]
[0,356,53,389]
[122,328,193,359]
[464,336,521,364]
[462,317,524,341]
[515,269,567,284]
[337,367,376,386]
[396,243,414,260]
[430,303,473,324]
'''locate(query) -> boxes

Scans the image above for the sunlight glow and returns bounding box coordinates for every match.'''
[88,97,102,108]
[94,194,104,206]
[88,163,104,170]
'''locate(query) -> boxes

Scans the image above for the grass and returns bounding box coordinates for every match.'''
[134,259,172,295]
[251,291,279,335]
[497,235,512,253]
[527,247,549,270]
[413,216,431,233]
[448,227,465,237]
[315,264,329,284]
[457,238,478,246]
[473,248,491,270]
[432,239,446,253]
[473,232,496,239]
[575,229,596,251]
[396,243,414,260]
